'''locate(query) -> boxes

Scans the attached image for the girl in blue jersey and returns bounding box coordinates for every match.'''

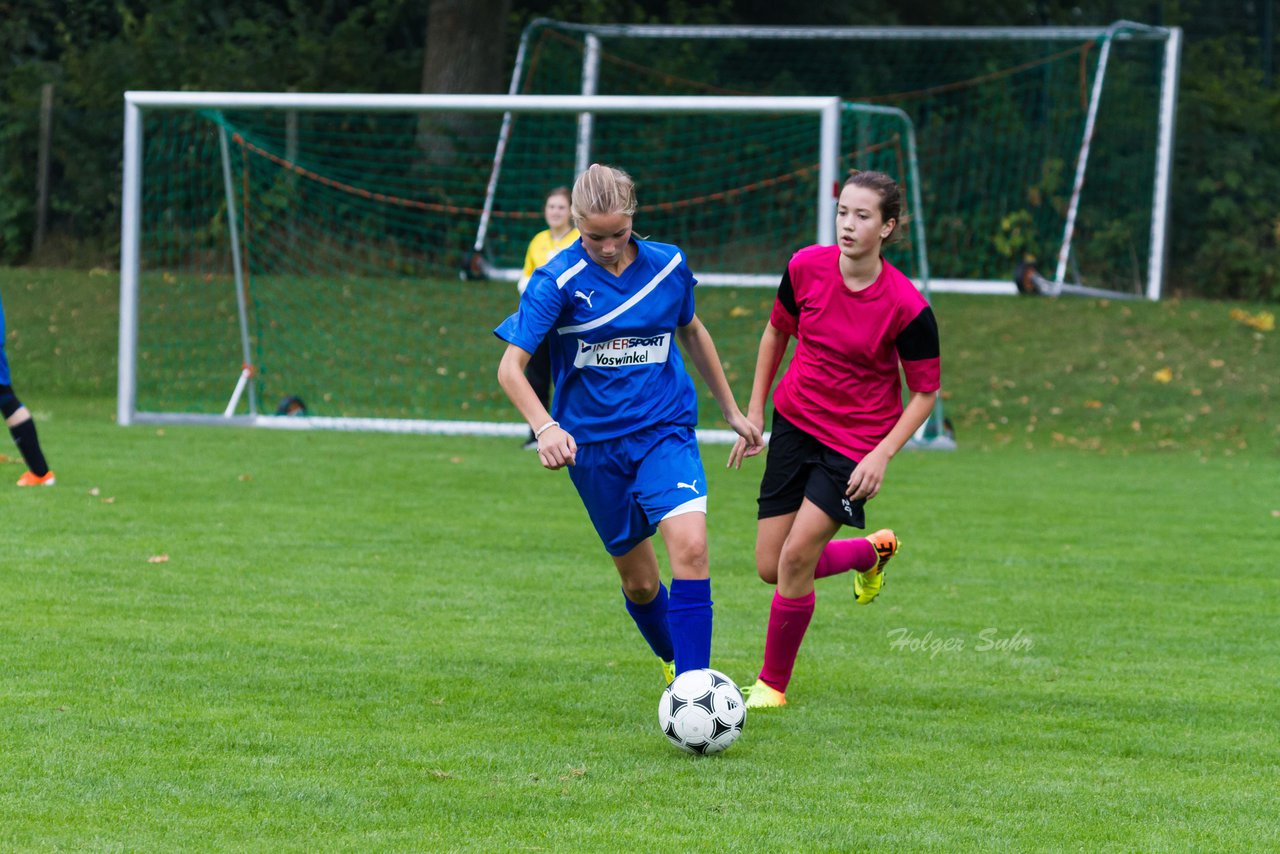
[1,288,55,486]
[495,163,763,681]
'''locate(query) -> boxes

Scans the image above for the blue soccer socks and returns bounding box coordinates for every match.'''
[624,583,675,664]
[668,578,713,675]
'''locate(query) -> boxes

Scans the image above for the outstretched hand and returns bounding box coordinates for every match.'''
[726,411,765,469]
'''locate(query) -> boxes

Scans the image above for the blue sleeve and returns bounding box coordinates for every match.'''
[493,269,563,353]
[677,255,697,327]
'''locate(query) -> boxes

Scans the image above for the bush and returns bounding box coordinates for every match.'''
[1169,38,1280,301]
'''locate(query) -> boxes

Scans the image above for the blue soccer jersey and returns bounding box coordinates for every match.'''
[494,237,699,444]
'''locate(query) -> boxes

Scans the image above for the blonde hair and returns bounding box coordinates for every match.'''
[571,163,637,223]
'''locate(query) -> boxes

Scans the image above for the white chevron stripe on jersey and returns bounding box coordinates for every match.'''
[555,259,588,289]
[556,252,683,336]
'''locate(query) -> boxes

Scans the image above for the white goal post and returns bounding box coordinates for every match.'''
[118,91,855,439]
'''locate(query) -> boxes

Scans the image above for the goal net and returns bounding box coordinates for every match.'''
[487,19,1181,299]
[123,92,934,438]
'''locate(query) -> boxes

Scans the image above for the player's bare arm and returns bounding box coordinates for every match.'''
[676,317,764,463]
[845,389,937,501]
[497,343,577,469]
[728,321,791,469]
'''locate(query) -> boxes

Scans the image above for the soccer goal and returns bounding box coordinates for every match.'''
[119,91,880,438]
[483,19,1181,300]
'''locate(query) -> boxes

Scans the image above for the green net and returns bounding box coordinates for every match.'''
[132,99,916,428]
[514,21,1172,294]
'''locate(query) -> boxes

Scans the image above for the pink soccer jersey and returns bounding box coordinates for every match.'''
[769,245,940,461]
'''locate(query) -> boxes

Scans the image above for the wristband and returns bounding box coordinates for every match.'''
[534,420,560,438]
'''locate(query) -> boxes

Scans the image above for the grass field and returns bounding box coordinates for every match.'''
[2,268,1278,851]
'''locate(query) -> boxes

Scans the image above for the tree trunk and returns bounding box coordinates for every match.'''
[421,0,511,96]
[418,0,512,166]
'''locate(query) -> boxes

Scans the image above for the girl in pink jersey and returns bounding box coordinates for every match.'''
[727,171,941,709]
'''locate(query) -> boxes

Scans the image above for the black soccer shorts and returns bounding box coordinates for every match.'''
[756,410,866,529]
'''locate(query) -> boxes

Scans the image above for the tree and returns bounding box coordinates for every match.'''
[416,0,512,166]
[422,0,512,94]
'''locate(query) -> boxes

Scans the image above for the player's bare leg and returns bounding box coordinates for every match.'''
[612,539,662,603]
[775,500,841,598]
[754,511,797,586]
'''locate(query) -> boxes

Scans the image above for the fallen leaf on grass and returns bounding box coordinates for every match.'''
[1152,367,1173,384]
[89,487,100,496]
[1230,308,1275,332]
[147,554,169,564]
[729,305,751,318]
[1083,400,1103,409]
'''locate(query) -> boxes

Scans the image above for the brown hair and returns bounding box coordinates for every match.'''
[842,170,904,243]
[571,163,637,223]
[546,186,571,204]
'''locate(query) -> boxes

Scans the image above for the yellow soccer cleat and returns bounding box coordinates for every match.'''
[16,470,56,487]
[854,529,899,605]
[743,678,787,709]
[662,659,676,686]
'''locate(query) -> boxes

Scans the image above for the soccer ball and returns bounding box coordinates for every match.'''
[658,668,745,755]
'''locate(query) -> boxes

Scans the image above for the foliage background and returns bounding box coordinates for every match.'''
[1,0,1277,300]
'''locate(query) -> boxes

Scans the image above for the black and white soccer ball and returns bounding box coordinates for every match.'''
[658,668,745,755]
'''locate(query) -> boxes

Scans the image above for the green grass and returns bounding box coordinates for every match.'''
[5,267,1274,455]
[2,267,1278,851]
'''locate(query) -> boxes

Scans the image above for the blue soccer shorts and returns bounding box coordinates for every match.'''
[568,423,708,557]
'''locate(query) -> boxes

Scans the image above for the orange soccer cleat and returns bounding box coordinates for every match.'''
[854,529,899,605]
[16,470,56,487]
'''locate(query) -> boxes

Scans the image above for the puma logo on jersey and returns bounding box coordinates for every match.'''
[573,289,595,308]
[677,480,700,494]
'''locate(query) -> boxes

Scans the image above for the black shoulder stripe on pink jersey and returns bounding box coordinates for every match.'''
[896,305,940,361]
[776,267,798,316]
